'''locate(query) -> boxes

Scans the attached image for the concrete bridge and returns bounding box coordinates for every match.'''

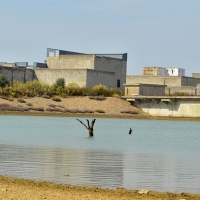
[123,95,200,118]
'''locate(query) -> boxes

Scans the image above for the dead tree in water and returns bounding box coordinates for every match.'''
[76,119,96,137]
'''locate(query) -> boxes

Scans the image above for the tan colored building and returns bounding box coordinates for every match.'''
[124,83,166,96]
[34,48,127,90]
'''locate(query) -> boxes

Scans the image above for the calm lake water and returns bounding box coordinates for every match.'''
[0,115,200,194]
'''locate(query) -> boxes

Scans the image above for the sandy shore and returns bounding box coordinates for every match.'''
[1,175,200,200]
[1,96,200,199]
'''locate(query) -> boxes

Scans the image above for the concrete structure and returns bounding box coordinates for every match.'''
[165,86,197,95]
[124,83,166,96]
[0,48,127,90]
[34,48,127,90]
[142,67,166,76]
[123,96,200,118]
[126,75,200,87]
[142,67,185,76]
[192,73,200,78]
[166,68,185,76]
[0,65,36,84]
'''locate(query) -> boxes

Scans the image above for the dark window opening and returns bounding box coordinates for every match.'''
[117,79,120,88]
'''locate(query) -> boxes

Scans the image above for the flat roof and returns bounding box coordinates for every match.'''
[47,48,127,61]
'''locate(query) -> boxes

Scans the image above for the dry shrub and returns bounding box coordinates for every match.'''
[85,110,94,113]
[48,104,57,107]
[8,98,14,101]
[17,98,26,103]
[29,107,44,111]
[120,110,138,114]
[42,94,51,99]
[57,105,65,108]
[95,109,105,113]
[63,109,71,113]
[17,104,23,107]
[89,96,106,101]
[0,103,12,110]
[0,95,9,100]
[51,97,62,102]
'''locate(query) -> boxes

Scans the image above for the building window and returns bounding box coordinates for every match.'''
[117,79,120,88]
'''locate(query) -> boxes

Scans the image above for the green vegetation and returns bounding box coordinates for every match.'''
[54,78,65,88]
[0,79,123,98]
[0,74,9,88]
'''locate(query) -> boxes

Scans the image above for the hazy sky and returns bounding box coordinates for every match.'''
[0,0,200,76]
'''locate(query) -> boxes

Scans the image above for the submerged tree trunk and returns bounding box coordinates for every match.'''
[76,119,96,137]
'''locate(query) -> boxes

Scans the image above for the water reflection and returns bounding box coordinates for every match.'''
[0,144,124,189]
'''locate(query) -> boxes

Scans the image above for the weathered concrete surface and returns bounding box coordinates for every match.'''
[124,83,166,96]
[34,68,87,86]
[126,75,200,87]
[0,66,36,84]
[124,96,200,117]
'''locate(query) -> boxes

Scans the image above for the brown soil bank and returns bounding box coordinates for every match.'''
[0,96,200,121]
[1,175,200,200]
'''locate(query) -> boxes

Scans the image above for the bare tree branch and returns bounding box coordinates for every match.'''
[76,118,96,137]
[76,119,88,130]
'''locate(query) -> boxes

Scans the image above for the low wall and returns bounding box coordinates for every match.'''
[165,86,196,95]
[131,98,200,117]
[0,66,36,83]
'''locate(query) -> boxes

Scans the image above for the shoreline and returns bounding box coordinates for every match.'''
[1,175,200,200]
[0,96,200,122]
[1,110,200,122]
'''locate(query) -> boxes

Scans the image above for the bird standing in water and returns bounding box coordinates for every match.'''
[129,128,132,135]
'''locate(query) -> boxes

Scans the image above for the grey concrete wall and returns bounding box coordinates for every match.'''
[181,77,200,86]
[95,56,126,89]
[126,75,200,87]
[165,86,197,95]
[132,99,200,117]
[139,85,165,96]
[86,69,117,89]
[47,55,95,69]
[124,84,165,96]
[0,66,35,84]
[34,68,87,86]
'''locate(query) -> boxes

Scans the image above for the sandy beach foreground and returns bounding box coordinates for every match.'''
[1,175,200,200]
[1,96,200,199]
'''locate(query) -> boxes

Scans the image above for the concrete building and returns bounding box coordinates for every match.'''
[142,67,185,76]
[126,75,200,87]
[124,83,166,96]
[166,68,185,76]
[0,48,127,90]
[34,48,127,90]
[126,75,200,95]
[142,67,166,76]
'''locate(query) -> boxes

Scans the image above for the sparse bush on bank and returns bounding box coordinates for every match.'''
[0,80,123,98]
[17,98,26,103]
[120,110,138,114]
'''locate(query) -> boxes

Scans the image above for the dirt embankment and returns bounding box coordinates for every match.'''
[1,176,200,200]
[0,96,200,121]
